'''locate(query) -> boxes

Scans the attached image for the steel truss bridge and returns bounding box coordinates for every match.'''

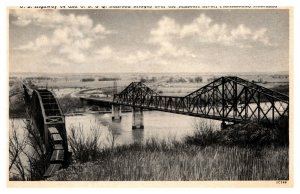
[23,84,70,178]
[112,76,289,125]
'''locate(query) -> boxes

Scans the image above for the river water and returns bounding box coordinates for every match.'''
[10,111,221,149]
[10,101,286,148]
[65,111,221,147]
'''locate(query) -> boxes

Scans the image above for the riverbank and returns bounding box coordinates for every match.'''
[48,143,288,181]
[48,120,289,181]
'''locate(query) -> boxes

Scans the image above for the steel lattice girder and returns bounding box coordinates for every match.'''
[113,76,289,125]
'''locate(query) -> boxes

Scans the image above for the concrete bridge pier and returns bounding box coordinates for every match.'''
[112,105,122,121]
[132,107,144,129]
[221,121,227,130]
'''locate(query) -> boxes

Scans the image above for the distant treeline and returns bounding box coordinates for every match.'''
[139,76,204,84]
[207,77,218,83]
[140,77,157,83]
[81,78,95,82]
[271,74,289,79]
[81,77,120,82]
[98,77,121,81]
[167,76,203,83]
[26,77,52,80]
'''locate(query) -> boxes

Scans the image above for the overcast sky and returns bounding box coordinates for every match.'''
[9,9,289,73]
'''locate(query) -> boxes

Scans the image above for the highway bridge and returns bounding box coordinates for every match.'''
[81,76,289,129]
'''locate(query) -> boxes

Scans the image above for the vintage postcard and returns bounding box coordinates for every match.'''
[7,6,293,187]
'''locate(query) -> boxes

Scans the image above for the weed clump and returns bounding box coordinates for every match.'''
[68,126,102,163]
[219,123,277,146]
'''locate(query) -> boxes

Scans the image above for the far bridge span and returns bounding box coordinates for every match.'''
[80,76,289,129]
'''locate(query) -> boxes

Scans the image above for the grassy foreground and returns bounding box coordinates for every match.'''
[48,120,289,181]
[48,142,288,181]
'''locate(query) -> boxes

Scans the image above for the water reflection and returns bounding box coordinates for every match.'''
[10,111,222,163]
[63,101,283,148]
[131,129,144,144]
[64,111,221,147]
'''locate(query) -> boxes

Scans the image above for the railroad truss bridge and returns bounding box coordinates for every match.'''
[23,85,71,178]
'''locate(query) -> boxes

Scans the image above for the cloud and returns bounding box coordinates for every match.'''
[149,16,181,44]
[150,14,273,48]
[13,16,32,26]
[14,35,51,53]
[120,16,198,66]
[10,10,284,73]
[121,16,197,65]
[11,10,65,28]
[95,46,113,55]
[157,42,196,58]
[12,10,114,64]
[121,13,273,70]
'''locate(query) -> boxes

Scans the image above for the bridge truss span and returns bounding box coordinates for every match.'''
[113,76,289,125]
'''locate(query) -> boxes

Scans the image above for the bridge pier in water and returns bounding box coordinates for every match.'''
[112,105,122,121]
[221,121,227,130]
[132,107,144,129]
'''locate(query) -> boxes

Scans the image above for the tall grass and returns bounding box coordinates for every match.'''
[48,120,289,181]
[68,125,102,163]
[49,141,288,181]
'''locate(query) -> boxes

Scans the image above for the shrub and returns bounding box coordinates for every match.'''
[68,125,102,163]
[185,121,220,146]
[185,120,286,147]
[219,123,277,146]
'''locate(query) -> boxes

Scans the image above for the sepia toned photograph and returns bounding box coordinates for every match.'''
[8,7,291,184]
